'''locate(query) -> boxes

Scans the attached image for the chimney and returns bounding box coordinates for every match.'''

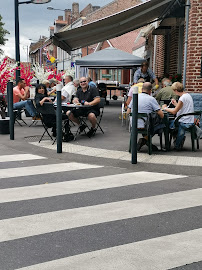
[65,9,71,25]
[58,16,63,21]
[72,2,79,21]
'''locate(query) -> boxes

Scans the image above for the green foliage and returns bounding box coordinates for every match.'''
[169,73,182,83]
[0,15,10,55]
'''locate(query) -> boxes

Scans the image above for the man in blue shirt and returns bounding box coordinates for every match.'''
[128,82,164,151]
[133,61,159,90]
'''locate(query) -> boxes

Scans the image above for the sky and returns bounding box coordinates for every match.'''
[0,0,113,61]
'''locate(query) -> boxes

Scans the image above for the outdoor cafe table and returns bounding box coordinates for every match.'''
[54,103,91,113]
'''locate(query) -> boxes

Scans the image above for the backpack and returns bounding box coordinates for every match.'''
[62,120,74,142]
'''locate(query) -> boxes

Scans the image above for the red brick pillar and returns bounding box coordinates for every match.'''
[186,0,202,92]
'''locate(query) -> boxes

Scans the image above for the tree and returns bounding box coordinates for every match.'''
[0,15,9,55]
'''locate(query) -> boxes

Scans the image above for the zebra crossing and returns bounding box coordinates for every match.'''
[1,153,202,270]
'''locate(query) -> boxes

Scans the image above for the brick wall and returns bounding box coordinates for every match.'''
[155,35,165,79]
[186,0,202,92]
[169,26,179,75]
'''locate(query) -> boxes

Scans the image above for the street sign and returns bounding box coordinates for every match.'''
[102,74,111,79]
[31,0,51,4]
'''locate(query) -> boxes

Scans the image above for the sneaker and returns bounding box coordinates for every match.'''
[87,127,96,138]
[137,138,147,151]
[79,123,87,134]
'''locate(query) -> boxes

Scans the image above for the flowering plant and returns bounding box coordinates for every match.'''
[169,73,182,83]
[63,68,75,78]
[0,58,17,94]
[32,63,52,83]
[19,63,34,86]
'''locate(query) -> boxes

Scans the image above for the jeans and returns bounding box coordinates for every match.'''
[170,120,194,149]
[13,100,37,117]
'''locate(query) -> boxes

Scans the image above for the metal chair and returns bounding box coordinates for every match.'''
[169,111,202,151]
[129,112,164,155]
[14,109,28,126]
[36,103,57,143]
[94,97,105,135]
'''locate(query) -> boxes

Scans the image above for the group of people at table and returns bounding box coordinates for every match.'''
[13,76,101,139]
[126,61,195,151]
[12,60,195,150]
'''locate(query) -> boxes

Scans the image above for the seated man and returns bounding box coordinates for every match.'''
[55,75,76,105]
[156,78,178,103]
[127,82,164,151]
[13,78,37,117]
[61,75,76,104]
[87,77,96,87]
[73,79,81,91]
[67,77,101,138]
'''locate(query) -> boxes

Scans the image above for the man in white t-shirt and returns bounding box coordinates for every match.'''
[162,82,194,150]
[57,75,76,105]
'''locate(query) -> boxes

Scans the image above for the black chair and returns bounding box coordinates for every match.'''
[94,97,105,135]
[129,112,164,155]
[36,103,57,143]
[169,111,202,151]
[14,109,28,126]
[97,83,108,105]
[73,98,105,140]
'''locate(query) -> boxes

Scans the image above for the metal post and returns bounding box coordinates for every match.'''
[7,82,14,140]
[56,84,62,153]
[131,86,138,164]
[15,0,20,82]
[63,50,65,71]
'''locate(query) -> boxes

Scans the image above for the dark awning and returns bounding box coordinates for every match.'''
[75,47,144,68]
[52,0,175,53]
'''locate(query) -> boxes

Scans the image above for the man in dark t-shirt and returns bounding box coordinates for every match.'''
[67,77,101,137]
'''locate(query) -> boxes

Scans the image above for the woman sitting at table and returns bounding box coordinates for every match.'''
[35,84,73,140]
[35,84,57,136]
[162,82,194,150]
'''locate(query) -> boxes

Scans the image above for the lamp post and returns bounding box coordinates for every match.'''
[15,0,51,82]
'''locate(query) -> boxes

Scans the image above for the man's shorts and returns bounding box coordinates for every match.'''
[71,107,100,118]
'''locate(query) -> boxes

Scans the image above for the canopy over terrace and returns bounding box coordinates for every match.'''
[75,47,144,69]
[52,0,175,53]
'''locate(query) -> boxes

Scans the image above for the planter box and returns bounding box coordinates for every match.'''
[0,117,10,134]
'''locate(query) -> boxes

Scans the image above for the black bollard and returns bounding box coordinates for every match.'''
[56,84,62,153]
[131,86,138,164]
[7,82,14,140]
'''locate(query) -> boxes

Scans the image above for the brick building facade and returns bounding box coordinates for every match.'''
[186,0,202,92]
[146,0,202,92]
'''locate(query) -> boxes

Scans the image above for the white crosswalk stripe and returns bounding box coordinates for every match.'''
[0,171,185,203]
[18,228,202,270]
[1,188,202,242]
[0,162,102,179]
[1,153,202,270]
